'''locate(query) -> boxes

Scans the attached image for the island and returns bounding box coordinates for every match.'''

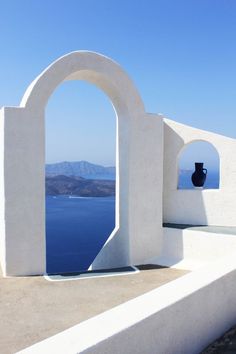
[46,175,115,197]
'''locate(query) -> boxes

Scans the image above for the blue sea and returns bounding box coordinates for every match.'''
[178,170,219,189]
[46,172,219,273]
[46,196,115,274]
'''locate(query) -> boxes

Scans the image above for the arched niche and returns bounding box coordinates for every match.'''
[177,140,220,189]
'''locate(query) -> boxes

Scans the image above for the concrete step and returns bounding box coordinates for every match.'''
[152,224,236,270]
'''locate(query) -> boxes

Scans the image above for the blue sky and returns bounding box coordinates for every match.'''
[0,0,236,166]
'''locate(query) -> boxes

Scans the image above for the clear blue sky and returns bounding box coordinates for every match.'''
[0,0,236,166]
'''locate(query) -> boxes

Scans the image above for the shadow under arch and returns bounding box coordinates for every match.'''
[18,51,146,274]
[177,139,220,190]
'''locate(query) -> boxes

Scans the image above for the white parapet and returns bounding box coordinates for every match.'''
[154,226,236,270]
[18,254,236,354]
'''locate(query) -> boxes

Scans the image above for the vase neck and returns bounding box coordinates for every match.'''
[195,163,204,170]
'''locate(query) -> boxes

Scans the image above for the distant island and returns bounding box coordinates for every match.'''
[45,162,219,196]
[45,161,116,197]
[46,160,115,180]
[46,175,115,197]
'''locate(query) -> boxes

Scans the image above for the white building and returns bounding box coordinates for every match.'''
[1,52,236,353]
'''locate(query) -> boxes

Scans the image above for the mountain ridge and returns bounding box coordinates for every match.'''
[46,175,115,197]
[46,160,115,180]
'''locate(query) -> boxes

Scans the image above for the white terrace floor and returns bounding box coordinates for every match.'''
[0,265,188,354]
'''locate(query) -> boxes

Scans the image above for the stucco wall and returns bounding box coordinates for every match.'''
[0,52,164,276]
[154,227,236,270]
[19,255,236,354]
[93,113,163,269]
[0,108,5,273]
[163,118,236,226]
[3,106,46,276]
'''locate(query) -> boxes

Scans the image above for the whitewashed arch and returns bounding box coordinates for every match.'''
[177,139,220,189]
[21,51,145,114]
[0,51,163,276]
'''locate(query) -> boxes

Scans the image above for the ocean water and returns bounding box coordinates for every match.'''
[178,170,219,189]
[46,196,115,274]
[46,172,219,273]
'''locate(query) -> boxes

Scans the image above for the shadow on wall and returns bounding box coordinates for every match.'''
[156,227,185,267]
[162,124,210,265]
[163,123,208,224]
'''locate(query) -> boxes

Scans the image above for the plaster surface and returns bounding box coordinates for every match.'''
[0,51,164,276]
[19,255,236,354]
[0,265,187,354]
[154,226,236,270]
[1,50,236,354]
[163,118,236,226]
[0,108,5,273]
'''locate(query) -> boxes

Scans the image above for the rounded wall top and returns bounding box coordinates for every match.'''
[177,138,220,160]
[20,51,145,116]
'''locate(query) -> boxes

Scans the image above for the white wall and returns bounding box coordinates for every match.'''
[0,108,6,273]
[3,106,46,276]
[0,52,164,276]
[163,118,236,226]
[154,227,236,270]
[93,113,163,269]
[19,255,236,354]
[2,52,235,276]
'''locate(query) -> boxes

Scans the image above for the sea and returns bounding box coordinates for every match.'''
[178,170,219,189]
[46,196,115,274]
[46,171,219,274]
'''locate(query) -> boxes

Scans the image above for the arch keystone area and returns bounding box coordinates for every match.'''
[20,51,145,115]
[0,51,163,276]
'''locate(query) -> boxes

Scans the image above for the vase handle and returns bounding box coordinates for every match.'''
[203,168,208,174]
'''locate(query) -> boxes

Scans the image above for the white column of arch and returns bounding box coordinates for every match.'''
[0,51,163,276]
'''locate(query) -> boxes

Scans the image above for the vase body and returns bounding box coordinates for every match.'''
[191,162,207,187]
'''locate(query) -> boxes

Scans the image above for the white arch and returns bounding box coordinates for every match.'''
[177,138,220,160]
[20,51,145,116]
[0,51,163,276]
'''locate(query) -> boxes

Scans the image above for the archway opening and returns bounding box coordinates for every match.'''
[45,80,117,274]
[178,140,220,189]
